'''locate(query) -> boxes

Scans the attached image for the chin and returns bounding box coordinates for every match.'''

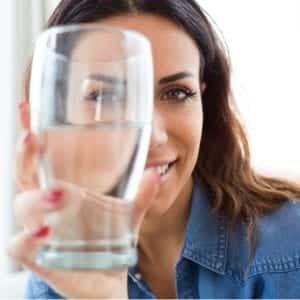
[147,179,184,217]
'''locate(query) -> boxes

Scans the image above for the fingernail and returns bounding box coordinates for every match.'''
[46,190,63,204]
[21,130,31,144]
[24,131,31,143]
[18,101,27,111]
[32,226,50,238]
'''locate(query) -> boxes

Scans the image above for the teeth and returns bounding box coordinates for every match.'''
[156,164,169,176]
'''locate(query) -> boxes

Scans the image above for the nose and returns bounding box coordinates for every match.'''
[149,109,168,151]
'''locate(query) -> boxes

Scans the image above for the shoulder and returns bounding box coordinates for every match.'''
[255,198,300,260]
[25,273,64,299]
[226,199,300,281]
[261,196,300,226]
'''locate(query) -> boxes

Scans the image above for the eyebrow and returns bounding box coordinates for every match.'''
[88,74,126,85]
[88,71,194,86]
[158,71,194,85]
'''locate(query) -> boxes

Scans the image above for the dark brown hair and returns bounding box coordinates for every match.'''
[23,0,300,259]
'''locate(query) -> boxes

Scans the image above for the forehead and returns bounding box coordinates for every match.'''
[97,14,201,79]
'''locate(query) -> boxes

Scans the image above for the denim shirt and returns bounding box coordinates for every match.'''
[25,179,300,299]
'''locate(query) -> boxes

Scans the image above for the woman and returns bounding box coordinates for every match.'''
[8,0,300,298]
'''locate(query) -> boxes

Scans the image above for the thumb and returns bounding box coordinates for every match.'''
[15,131,41,190]
[132,168,161,238]
[18,101,31,130]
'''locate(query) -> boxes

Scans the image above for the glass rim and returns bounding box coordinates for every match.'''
[36,23,152,64]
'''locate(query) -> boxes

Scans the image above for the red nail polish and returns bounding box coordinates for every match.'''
[32,226,50,238]
[46,190,63,204]
[18,101,27,111]
[23,131,31,143]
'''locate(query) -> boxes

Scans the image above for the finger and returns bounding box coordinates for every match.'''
[15,131,40,190]
[82,190,132,213]
[7,226,52,276]
[14,189,65,230]
[7,228,128,299]
[132,168,161,230]
[18,101,30,129]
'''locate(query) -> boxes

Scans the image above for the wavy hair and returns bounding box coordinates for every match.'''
[23,0,300,259]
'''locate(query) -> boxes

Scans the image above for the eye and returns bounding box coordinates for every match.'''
[84,89,118,103]
[161,86,197,103]
[84,89,100,101]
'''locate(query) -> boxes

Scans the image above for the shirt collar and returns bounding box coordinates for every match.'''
[128,175,228,280]
[180,175,228,275]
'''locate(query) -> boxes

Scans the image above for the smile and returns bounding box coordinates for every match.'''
[156,162,172,176]
[145,159,177,181]
[154,160,177,180]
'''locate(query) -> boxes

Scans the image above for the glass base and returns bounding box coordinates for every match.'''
[36,247,137,270]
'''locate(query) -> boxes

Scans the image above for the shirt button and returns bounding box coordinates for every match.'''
[135,272,142,280]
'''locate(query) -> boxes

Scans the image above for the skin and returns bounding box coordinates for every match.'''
[9,14,205,299]
[100,15,205,298]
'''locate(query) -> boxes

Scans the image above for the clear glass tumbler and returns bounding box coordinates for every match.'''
[29,24,153,270]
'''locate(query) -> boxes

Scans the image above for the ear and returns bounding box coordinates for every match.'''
[18,101,30,130]
[200,82,207,94]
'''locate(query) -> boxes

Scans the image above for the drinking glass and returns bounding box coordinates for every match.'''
[29,24,153,270]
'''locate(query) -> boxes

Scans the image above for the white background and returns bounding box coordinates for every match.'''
[200,0,300,179]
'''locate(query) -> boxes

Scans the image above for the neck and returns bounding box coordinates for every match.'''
[137,177,194,263]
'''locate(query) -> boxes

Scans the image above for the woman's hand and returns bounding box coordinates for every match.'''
[7,129,161,299]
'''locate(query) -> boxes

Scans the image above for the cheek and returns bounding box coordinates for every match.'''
[170,103,203,155]
[180,115,203,175]
[146,104,203,217]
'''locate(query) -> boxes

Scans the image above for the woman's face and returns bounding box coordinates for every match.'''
[34,14,204,216]
[96,14,204,215]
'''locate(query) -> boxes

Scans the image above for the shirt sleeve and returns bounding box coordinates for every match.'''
[24,273,64,299]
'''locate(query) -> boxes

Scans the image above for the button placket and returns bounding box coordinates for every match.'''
[175,259,198,299]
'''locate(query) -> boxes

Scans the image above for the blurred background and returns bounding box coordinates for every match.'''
[0,0,299,298]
